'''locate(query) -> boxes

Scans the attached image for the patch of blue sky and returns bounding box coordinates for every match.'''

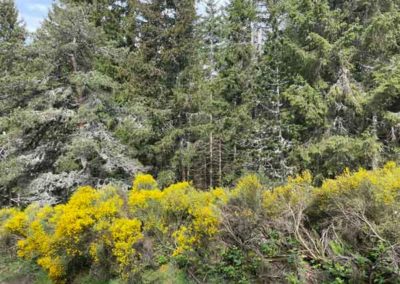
[16,0,53,32]
[15,0,229,32]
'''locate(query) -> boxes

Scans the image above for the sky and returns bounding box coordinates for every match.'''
[16,0,53,32]
[15,0,229,33]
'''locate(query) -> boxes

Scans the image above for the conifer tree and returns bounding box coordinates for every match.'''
[0,0,27,112]
[280,0,393,178]
[0,0,25,43]
[0,2,143,205]
[212,0,258,184]
[62,0,135,46]
[246,0,294,181]
[117,0,198,183]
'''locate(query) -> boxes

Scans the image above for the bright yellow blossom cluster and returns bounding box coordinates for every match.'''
[1,164,399,282]
[0,186,129,283]
[263,171,313,216]
[128,179,226,256]
[2,208,27,237]
[315,161,400,207]
[107,218,143,277]
[132,173,158,190]
[0,177,228,282]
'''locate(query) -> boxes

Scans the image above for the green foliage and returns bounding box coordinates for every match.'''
[1,164,400,282]
[3,0,400,281]
[0,253,51,284]
[283,82,328,139]
[141,264,190,284]
[4,0,400,202]
[293,135,382,182]
[35,3,104,78]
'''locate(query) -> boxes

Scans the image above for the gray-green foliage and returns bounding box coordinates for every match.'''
[3,0,400,203]
[0,2,143,205]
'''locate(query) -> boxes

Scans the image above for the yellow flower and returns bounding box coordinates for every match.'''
[108,218,143,277]
[3,210,27,237]
[132,173,158,190]
[263,171,313,216]
[37,256,65,282]
[172,226,197,256]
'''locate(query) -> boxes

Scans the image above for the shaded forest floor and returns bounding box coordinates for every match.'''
[0,254,50,284]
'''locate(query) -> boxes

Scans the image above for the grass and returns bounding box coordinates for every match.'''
[0,252,51,284]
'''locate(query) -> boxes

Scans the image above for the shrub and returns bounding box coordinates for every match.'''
[1,165,400,282]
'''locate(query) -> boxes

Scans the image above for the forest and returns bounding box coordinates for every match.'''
[1,0,400,283]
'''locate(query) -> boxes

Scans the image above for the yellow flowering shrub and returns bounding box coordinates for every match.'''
[232,174,265,212]
[129,188,164,212]
[232,174,263,198]
[314,162,400,208]
[128,187,165,233]
[17,205,54,260]
[133,173,158,190]
[210,187,229,204]
[263,171,313,216]
[5,185,130,283]
[128,178,226,257]
[191,206,219,236]
[107,218,143,277]
[166,184,225,256]
[0,208,27,237]
[172,226,196,256]
[2,166,400,282]
[161,182,193,213]
[37,256,65,281]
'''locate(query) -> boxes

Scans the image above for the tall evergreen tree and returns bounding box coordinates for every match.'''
[212,0,258,184]
[0,0,28,203]
[274,0,383,179]
[62,0,136,46]
[0,2,143,206]
[246,0,294,181]
[0,0,27,112]
[115,0,198,184]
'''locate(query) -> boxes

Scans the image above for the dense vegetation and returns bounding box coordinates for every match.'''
[1,0,400,282]
[1,164,400,283]
[2,0,400,204]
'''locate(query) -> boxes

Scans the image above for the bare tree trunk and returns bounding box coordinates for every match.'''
[180,138,185,181]
[204,154,208,189]
[210,129,213,188]
[219,139,222,186]
[186,142,190,181]
[372,113,379,170]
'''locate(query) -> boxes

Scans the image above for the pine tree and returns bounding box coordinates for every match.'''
[280,0,395,178]
[212,0,258,184]
[114,0,198,184]
[0,2,143,206]
[61,0,135,46]
[246,0,293,181]
[0,0,27,107]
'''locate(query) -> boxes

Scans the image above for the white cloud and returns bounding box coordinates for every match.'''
[27,3,49,13]
[16,0,51,32]
[21,14,44,32]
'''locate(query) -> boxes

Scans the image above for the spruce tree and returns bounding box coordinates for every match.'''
[0,0,25,43]
[246,0,294,181]
[212,0,258,184]
[0,0,27,112]
[0,2,143,206]
[62,0,135,46]
[117,0,198,183]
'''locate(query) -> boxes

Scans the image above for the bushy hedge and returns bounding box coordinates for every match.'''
[1,165,400,283]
